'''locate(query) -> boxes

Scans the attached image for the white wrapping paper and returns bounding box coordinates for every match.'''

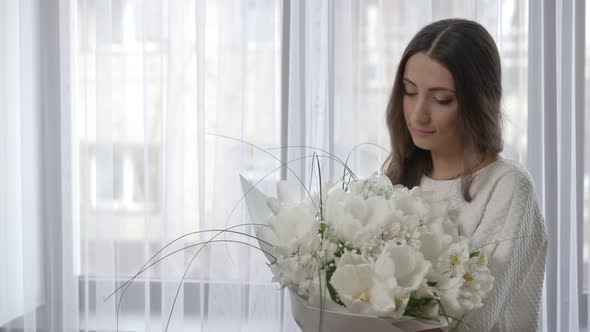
[289,289,447,332]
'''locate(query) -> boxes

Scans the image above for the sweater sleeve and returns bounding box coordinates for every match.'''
[455,170,549,332]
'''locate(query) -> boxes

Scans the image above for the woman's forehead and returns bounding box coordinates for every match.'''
[404,52,455,91]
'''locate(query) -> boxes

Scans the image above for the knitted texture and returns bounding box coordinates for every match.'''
[420,157,548,332]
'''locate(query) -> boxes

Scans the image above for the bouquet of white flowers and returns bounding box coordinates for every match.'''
[106,137,494,332]
[241,169,494,332]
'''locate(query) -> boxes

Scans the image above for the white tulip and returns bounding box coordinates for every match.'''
[268,204,320,256]
[375,242,432,291]
[330,252,401,317]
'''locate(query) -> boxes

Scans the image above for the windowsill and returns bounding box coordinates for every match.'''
[3,277,588,331]
[79,315,282,332]
[0,277,287,332]
[77,276,287,332]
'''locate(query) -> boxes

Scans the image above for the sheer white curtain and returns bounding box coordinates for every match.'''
[3,0,294,331]
[0,0,44,328]
[1,0,77,330]
[2,0,589,331]
[528,0,588,331]
[66,0,289,331]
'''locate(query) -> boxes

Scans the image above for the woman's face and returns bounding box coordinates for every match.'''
[402,52,462,155]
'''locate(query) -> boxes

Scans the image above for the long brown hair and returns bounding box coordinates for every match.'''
[382,19,503,202]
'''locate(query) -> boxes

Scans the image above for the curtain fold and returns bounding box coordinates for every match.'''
[528,0,587,331]
[1,0,589,331]
[0,0,42,327]
[1,0,62,330]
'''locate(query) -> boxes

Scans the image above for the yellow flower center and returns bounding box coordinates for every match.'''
[478,255,488,265]
[354,289,371,303]
[450,254,461,266]
[463,273,474,282]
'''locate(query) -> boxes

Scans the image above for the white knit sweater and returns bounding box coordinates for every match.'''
[419,157,548,332]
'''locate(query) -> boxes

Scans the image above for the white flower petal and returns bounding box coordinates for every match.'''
[376,243,431,291]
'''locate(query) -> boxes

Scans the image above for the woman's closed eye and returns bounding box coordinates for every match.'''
[404,90,453,106]
[434,97,453,105]
[402,83,417,96]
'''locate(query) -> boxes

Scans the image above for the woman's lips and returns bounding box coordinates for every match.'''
[412,128,435,136]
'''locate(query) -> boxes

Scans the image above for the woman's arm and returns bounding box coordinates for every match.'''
[456,170,548,331]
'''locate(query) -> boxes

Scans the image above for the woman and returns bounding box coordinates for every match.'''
[382,19,548,331]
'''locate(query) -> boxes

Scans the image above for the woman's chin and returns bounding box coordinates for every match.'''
[411,139,433,151]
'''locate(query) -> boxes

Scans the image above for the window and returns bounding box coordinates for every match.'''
[74,0,282,280]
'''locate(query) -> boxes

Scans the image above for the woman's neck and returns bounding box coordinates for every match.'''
[429,151,464,180]
[429,151,493,180]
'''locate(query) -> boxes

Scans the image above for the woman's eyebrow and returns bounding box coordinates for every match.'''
[402,78,417,86]
[403,77,456,94]
[429,87,456,94]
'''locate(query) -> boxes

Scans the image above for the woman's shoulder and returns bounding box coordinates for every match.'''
[467,157,541,211]
[477,157,548,246]
[476,157,536,193]
[420,156,538,198]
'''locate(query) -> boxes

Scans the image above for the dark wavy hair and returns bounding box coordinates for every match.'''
[381,18,503,202]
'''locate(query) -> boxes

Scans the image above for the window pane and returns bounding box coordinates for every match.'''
[74,0,282,280]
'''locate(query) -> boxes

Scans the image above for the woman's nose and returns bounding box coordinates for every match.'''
[411,98,430,124]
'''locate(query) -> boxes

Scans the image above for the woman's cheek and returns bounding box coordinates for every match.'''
[433,108,459,140]
[437,105,458,127]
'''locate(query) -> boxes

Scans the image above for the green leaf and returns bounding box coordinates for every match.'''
[324,261,345,306]
[318,223,327,238]
[404,296,439,320]
[469,251,480,258]
[333,239,357,258]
